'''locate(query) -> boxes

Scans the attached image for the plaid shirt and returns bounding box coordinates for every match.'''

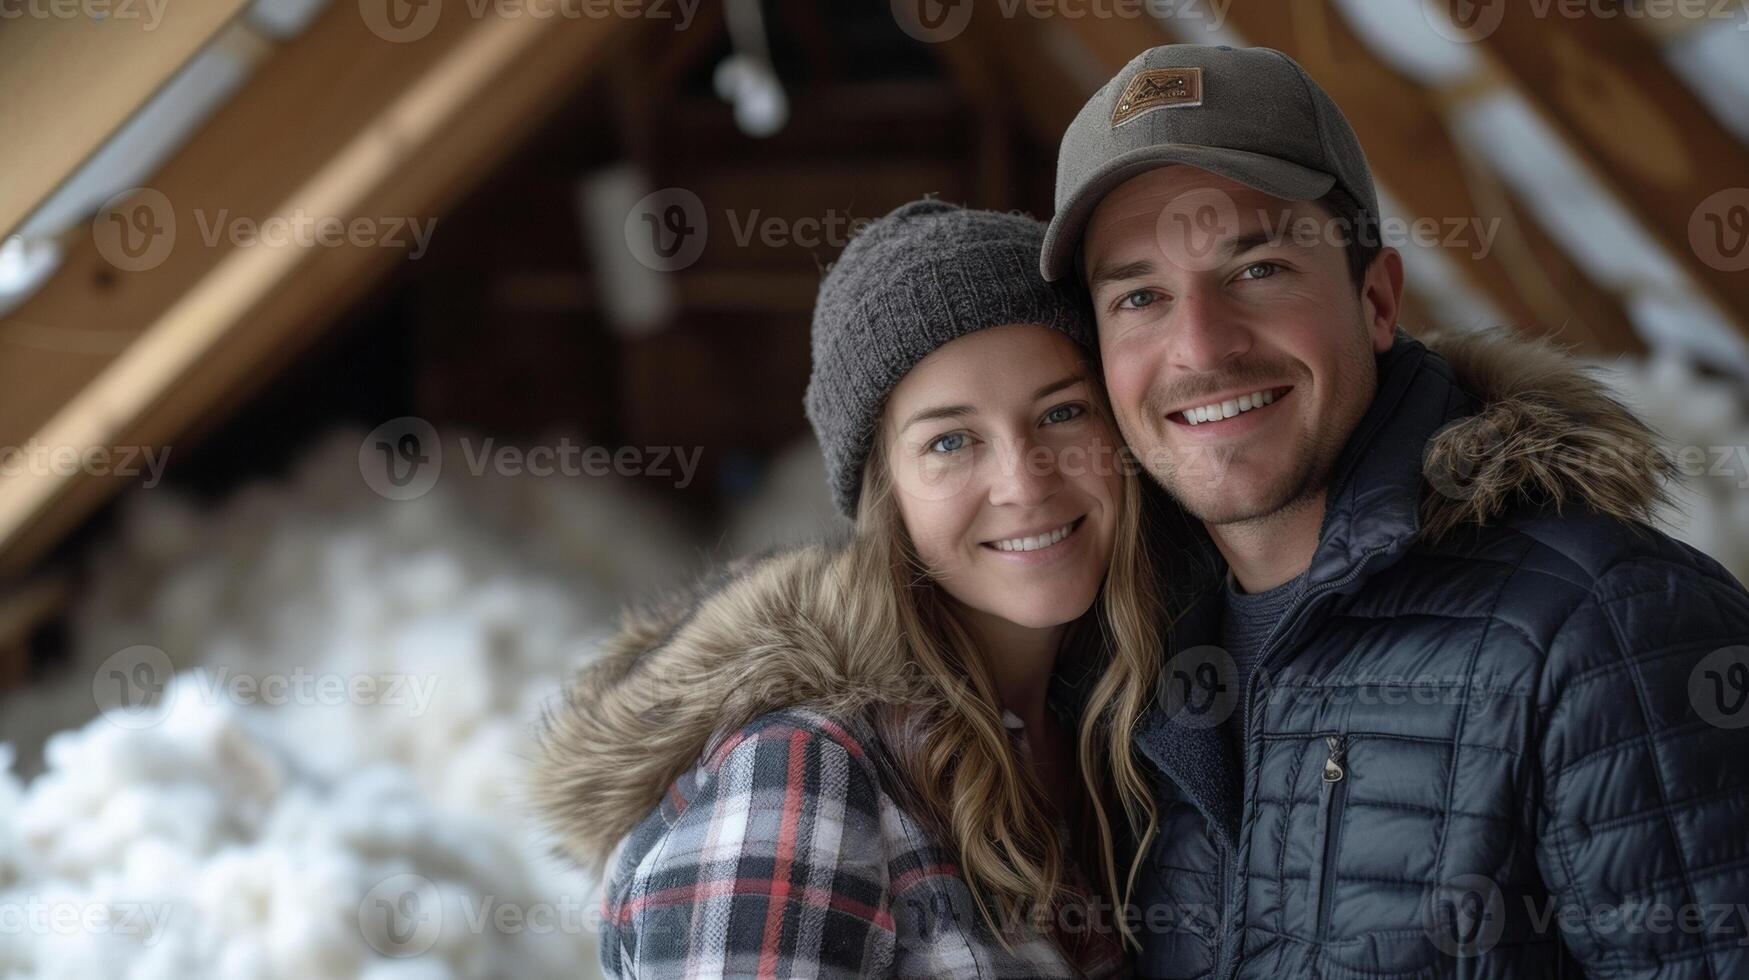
[600,707,1128,979]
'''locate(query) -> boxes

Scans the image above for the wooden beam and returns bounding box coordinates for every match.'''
[0,0,251,239]
[1434,0,1749,337]
[1046,2,1645,354]
[0,6,635,583]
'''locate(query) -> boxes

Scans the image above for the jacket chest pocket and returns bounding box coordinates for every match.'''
[1252,732,1451,945]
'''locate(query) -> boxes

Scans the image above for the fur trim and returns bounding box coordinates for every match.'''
[528,327,1671,871]
[1419,327,1671,541]
[526,544,925,873]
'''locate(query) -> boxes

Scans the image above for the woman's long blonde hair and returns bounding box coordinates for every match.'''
[845,367,1168,950]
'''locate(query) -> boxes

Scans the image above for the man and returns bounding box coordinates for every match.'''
[1042,44,1749,977]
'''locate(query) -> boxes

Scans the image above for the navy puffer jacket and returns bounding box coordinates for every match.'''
[1131,331,1749,979]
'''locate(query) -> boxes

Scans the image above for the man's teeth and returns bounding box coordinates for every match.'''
[1183,388,1276,426]
[992,521,1076,553]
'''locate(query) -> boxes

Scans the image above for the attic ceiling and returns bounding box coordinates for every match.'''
[0,0,1746,586]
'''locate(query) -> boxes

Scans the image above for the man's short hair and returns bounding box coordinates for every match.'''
[1318,187,1383,294]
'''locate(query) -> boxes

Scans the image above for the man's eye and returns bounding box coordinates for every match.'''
[929,433,967,454]
[1042,404,1084,426]
[1117,289,1160,310]
[1237,261,1282,281]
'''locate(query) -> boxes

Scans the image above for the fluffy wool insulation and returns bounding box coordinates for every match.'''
[0,349,1744,978]
[0,430,708,979]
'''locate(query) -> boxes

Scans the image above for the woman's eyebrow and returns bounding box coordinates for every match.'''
[1033,375,1086,401]
[899,404,974,432]
[899,374,1086,432]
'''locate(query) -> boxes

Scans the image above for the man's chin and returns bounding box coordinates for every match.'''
[1164,473,1314,529]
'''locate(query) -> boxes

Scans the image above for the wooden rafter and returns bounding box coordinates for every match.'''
[1040,1,1646,354]
[1436,0,1749,337]
[0,7,636,582]
[0,0,251,239]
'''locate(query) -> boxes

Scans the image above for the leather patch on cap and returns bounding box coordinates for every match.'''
[1111,67,1203,127]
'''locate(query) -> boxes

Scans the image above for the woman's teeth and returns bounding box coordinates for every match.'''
[1182,388,1277,425]
[991,520,1077,553]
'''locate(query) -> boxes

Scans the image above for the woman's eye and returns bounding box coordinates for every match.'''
[928,432,967,454]
[1042,404,1084,426]
[1237,261,1282,281]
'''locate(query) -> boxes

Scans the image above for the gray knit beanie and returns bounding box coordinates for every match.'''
[804,199,1096,518]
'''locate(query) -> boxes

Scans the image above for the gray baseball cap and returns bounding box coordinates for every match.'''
[1041,44,1378,282]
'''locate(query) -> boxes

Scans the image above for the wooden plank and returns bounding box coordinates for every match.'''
[0,7,634,582]
[0,0,251,239]
[1046,3,1645,354]
[1434,0,1749,337]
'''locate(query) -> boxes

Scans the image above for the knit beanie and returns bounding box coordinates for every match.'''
[804,199,1097,518]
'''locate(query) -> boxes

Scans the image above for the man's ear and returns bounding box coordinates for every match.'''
[1361,246,1405,352]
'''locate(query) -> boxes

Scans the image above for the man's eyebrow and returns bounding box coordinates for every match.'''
[1090,229,1307,290]
[1089,258,1156,290]
[899,404,974,432]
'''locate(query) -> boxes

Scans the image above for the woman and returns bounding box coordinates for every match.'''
[531,200,1165,977]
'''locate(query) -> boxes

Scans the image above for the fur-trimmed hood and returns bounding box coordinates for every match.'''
[527,328,1670,872]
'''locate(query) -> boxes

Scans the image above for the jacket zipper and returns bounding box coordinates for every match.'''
[1209,541,1395,980]
[1316,734,1349,941]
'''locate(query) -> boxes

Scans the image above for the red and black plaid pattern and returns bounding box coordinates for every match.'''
[600,708,1126,978]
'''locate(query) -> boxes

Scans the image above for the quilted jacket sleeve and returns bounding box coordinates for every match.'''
[601,715,897,979]
[1534,550,1749,978]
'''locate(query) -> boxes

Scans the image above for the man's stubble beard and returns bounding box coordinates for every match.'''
[1122,322,1379,532]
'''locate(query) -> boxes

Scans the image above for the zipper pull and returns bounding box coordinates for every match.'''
[1322,734,1346,783]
